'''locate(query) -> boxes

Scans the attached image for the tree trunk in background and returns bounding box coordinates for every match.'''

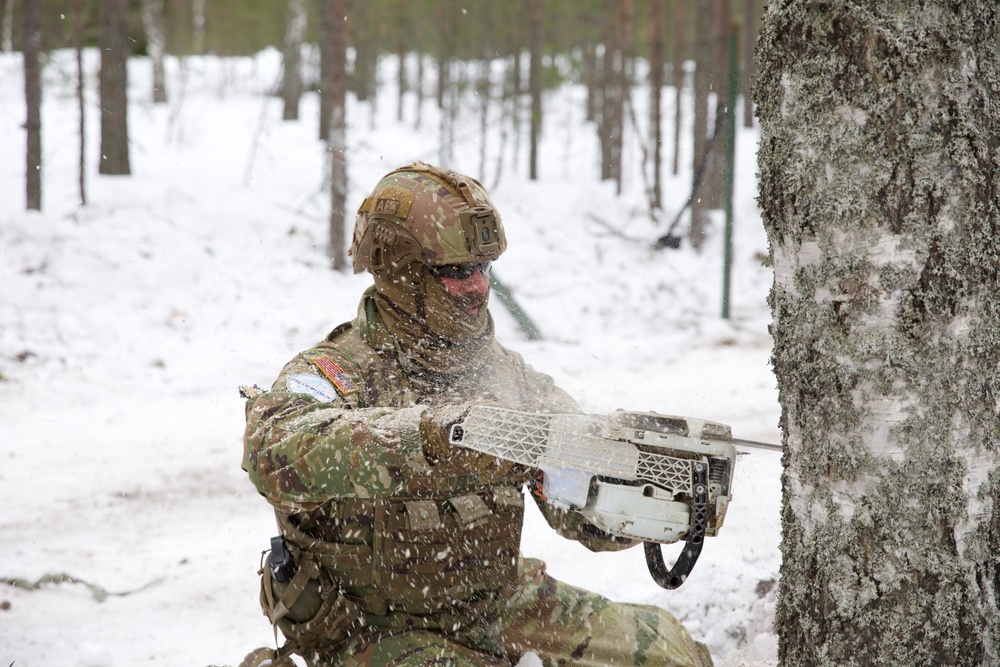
[436,0,455,165]
[281,0,306,121]
[3,0,15,52]
[327,0,348,271]
[351,0,375,105]
[704,0,730,209]
[141,0,168,103]
[740,0,755,127]
[319,0,333,141]
[435,1,452,111]
[414,46,424,129]
[395,2,407,124]
[191,0,206,54]
[597,5,613,181]
[23,0,41,210]
[98,0,131,176]
[672,0,686,176]
[689,0,713,249]
[649,0,665,211]
[512,18,527,173]
[757,2,1000,665]
[73,0,86,206]
[478,37,490,181]
[582,39,597,124]
[610,0,630,195]
[527,0,542,181]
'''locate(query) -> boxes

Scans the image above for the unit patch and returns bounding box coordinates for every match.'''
[286,373,339,403]
[312,356,359,396]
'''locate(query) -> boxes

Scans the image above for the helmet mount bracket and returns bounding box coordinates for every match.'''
[460,207,501,257]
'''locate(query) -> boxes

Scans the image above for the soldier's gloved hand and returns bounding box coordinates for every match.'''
[419,402,477,462]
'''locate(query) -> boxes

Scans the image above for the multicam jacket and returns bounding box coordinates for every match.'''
[242,288,632,638]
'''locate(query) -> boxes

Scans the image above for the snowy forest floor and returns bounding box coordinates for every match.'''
[0,49,781,666]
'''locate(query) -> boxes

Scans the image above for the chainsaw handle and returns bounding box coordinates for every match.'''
[644,539,704,590]
[645,459,710,589]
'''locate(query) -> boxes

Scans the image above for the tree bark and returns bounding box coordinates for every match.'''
[327,0,348,271]
[281,0,307,121]
[23,0,41,210]
[98,0,131,176]
[757,1,1000,665]
[140,0,168,103]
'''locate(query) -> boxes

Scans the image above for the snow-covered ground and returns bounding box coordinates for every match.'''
[0,48,780,666]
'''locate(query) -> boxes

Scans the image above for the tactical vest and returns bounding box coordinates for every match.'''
[278,482,525,629]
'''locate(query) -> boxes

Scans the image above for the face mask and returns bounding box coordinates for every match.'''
[372,263,493,374]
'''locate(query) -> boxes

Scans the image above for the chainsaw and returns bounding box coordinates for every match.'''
[449,406,778,590]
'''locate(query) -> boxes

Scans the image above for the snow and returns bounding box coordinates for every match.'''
[0,48,781,667]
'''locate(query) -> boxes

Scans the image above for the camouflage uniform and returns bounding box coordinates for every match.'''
[242,290,712,667]
[241,162,711,667]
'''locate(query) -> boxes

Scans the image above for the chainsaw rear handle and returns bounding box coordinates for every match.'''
[645,460,709,589]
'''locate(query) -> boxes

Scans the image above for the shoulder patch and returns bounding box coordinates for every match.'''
[312,356,359,396]
[286,374,339,403]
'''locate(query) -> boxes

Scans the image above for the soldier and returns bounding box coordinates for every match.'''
[240,162,713,667]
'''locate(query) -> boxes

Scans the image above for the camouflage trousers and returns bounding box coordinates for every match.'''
[305,558,712,667]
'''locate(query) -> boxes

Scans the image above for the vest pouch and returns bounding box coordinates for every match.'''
[259,555,361,654]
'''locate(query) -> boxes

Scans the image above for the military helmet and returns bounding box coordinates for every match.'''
[349,162,507,276]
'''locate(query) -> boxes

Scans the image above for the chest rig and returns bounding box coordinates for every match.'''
[282,478,527,628]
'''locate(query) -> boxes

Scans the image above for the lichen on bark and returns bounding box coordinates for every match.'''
[756,1,1000,665]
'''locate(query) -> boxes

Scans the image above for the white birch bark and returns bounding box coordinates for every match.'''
[757,2,1000,665]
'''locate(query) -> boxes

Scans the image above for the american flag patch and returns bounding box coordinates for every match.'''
[312,356,358,396]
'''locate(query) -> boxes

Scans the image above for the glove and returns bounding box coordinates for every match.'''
[419,402,475,462]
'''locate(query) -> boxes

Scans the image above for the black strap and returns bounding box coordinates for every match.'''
[644,460,710,590]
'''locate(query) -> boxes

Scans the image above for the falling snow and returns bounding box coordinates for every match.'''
[0,48,780,666]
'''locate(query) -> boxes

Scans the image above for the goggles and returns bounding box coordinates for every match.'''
[429,261,492,280]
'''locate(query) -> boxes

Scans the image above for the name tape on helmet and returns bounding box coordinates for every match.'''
[358,184,414,219]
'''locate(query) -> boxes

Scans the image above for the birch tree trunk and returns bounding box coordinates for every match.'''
[757,2,1000,665]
